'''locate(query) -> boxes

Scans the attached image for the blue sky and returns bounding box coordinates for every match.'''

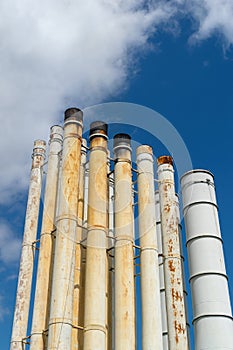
[0,1,233,349]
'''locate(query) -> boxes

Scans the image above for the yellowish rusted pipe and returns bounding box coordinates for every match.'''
[47,108,83,350]
[10,140,46,350]
[113,134,135,350]
[83,122,108,350]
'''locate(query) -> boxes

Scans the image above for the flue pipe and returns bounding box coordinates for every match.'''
[155,190,169,350]
[83,121,108,350]
[181,169,233,349]
[114,134,136,350]
[71,139,87,350]
[47,108,83,350]
[157,156,188,350]
[30,126,63,349]
[136,145,163,350]
[10,140,46,350]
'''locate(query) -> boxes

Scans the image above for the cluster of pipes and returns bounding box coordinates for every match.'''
[10,108,233,350]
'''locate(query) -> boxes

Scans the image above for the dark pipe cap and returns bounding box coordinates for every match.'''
[64,108,83,121]
[90,121,108,137]
[113,133,131,148]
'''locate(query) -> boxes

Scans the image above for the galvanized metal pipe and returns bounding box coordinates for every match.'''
[136,145,163,350]
[10,140,46,350]
[83,122,108,350]
[155,190,169,350]
[47,108,83,350]
[71,139,87,350]
[30,126,63,349]
[181,170,233,349]
[114,134,135,350]
[157,156,188,350]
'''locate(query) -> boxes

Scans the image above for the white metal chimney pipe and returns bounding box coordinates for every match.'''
[157,156,189,350]
[114,134,136,350]
[136,145,163,350]
[155,190,169,350]
[30,126,63,349]
[181,169,233,350]
[47,108,83,350]
[71,139,87,350]
[10,140,46,350]
[83,122,108,350]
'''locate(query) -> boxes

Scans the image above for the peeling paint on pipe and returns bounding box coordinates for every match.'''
[136,145,163,350]
[72,139,87,350]
[157,156,188,350]
[83,122,108,350]
[30,126,63,350]
[47,108,83,350]
[10,140,46,350]
[114,134,136,350]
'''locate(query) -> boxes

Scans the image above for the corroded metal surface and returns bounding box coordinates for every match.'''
[10,140,46,350]
[71,139,87,350]
[114,137,135,350]
[83,130,108,350]
[136,145,163,350]
[157,156,188,350]
[47,110,83,350]
[30,127,63,350]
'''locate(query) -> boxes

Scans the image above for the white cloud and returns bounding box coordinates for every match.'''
[0,222,21,264]
[0,294,9,321]
[0,0,232,204]
[187,0,233,47]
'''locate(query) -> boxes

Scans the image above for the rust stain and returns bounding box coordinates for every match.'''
[157,155,173,166]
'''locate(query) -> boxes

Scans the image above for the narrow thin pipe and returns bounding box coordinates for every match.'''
[10,140,46,350]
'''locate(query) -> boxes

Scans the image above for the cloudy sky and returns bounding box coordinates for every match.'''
[1,1,233,348]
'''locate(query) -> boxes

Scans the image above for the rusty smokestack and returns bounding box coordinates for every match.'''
[157,155,189,350]
[47,108,83,350]
[83,121,109,350]
[113,133,136,350]
[10,140,46,350]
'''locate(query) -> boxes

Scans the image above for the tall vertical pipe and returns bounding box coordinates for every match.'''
[30,126,63,349]
[10,140,46,350]
[108,171,114,350]
[181,170,233,349]
[47,108,83,350]
[71,139,87,350]
[114,134,135,350]
[155,190,169,350]
[83,122,108,350]
[136,145,163,350]
[157,156,188,349]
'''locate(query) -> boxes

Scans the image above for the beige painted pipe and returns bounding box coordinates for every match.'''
[30,126,63,349]
[136,145,163,350]
[157,156,188,350]
[71,139,87,350]
[47,108,83,350]
[83,122,108,350]
[113,134,135,350]
[10,140,46,350]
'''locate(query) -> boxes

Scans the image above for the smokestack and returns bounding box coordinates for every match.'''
[181,170,233,349]
[136,145,163,350]
[83,121,109,350]
[30,126,63,349]
[10,140,46,350]
[113,134,136,350]
[157,156,189,349]
[155,190,169,350]
[71,139,87,350]
[47,108,83,350]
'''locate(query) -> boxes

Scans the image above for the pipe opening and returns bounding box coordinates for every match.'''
[64,107,83,122]
[157,155,173,166]
[113,133,131,148]
[89,121,108,138]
